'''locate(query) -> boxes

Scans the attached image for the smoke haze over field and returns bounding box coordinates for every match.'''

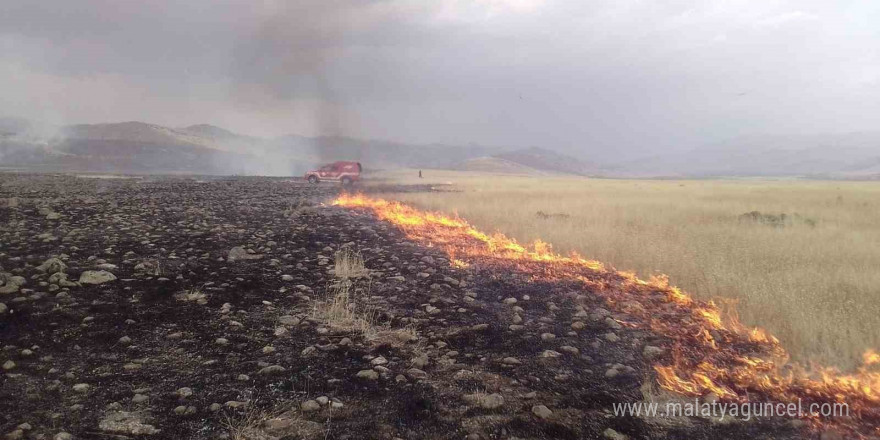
[2,1,880,163]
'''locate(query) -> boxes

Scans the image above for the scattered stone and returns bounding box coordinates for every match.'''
[642,345,665,360]
[132,394,149,403]
[228,246,262,262]
[72,383,90,393]
[258,365,286,375]
[37,258,67,274]
[98,411,159,435]
[571,321,586,330]
[176,387,193,398]
[502,357,521,365]
[463,393,504,410]
[2,360,15,371]
[0,303,6,314]
[532,405,553,419]
[603,428,629,440]
[540,333,556,341]
[53,433,72,440]
[559,346,580,355]
[301,400,321,412]
[405,368,428,380]
[78,271,117,285]
[356,370,379,381]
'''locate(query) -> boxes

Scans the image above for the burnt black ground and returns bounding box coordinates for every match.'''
[0,174,808,440]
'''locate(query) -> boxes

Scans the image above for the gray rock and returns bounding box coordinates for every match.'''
[258,365,286,375]
[604,332,620,342]
[356,369,379,380]
[78,271,117,285]
[532,405,553,419]
[99,411,160,435]
[463,393,504,410]
[176,387,193,398]
[228,246,262,262]
[559,346,580,355]
[37,258,67,274]
[603,428,629,440]
[301,400,321,412]
[72,383,90,393]
[502,357,521,365]
[0,303,7,314]
[132,394,149,403]
[642,345,665,360]
[405,368,428,380]
[53,433,73,440]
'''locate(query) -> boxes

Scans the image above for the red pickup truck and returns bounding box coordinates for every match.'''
[305,161,362,185]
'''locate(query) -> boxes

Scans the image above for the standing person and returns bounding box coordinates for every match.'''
[418,170,422,178]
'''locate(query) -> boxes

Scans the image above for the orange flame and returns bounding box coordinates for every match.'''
[334,194,880,435]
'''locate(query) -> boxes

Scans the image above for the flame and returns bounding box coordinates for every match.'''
[334,194,880,435]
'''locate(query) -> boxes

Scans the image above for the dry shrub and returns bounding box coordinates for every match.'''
[174,288,207,305]
[312,280,376,337]
[333,248,369,279]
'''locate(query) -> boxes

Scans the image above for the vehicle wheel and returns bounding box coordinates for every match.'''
[308,175,318,184]
[341,177,353,186]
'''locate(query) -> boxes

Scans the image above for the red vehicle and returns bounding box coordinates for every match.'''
[305,161,362,185]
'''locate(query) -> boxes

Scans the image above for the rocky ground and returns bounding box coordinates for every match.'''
[0,174,808,439]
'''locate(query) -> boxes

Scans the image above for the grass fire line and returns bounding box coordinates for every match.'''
[333,193,880,437]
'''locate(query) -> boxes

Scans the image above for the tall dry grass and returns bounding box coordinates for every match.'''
[372,171,880,370]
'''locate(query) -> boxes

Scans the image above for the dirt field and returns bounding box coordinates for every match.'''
[371,170,880,370]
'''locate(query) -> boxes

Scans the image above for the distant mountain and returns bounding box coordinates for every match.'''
[492,147,599,175]
[617,132,880,179]
[456,157,547,175]
[0,119,505,175]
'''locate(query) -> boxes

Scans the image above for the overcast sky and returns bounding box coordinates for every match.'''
[1,0,878,160]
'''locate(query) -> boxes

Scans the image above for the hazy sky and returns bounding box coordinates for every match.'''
[2,0,878,160]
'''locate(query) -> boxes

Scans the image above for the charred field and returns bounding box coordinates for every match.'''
[0,174,852,440]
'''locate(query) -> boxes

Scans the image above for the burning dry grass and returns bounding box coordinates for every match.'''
[373,172,880,371]
[334,191,880,436]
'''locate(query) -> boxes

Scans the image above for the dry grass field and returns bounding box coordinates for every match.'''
[368,170,880,370]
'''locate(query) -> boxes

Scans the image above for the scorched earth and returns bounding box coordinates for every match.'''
[0,174,848,439]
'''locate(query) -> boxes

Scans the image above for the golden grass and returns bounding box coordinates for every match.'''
[333,248,369,279]
[369,170,880,370]
[312,280,377,337]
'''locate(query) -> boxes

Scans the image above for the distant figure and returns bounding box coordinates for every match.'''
[418,170,422,178]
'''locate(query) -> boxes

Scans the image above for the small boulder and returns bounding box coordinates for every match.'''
[301,400,321,412]
[463,393,504,410]
[78,271,117,285]
[532,405,553,419]
[37,258,67,274]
